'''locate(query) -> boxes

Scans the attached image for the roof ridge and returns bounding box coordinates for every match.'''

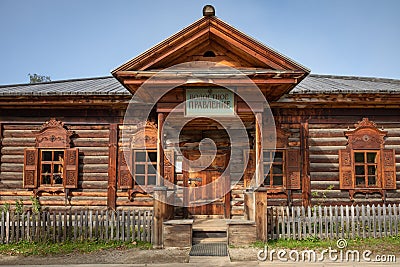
[0,76,114,88]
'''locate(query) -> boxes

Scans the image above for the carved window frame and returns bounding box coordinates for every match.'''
[118,121,159,191]
[339,118,396,194]
[244,126,301,191]
[23,118,79,191]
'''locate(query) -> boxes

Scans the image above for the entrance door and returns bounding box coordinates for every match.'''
[183,150,230,218]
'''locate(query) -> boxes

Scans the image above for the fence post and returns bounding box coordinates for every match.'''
[350,205,355,239]
[89,210,93,240]
[286,206,290,239]
[131,210,136,241]
[126,210,130,242]
[296,207,301,240]
[105,210,109,241]
[394,204,398,236]
[361,204,366,238]
[372,204,376,238]
[329,206,333,239]
[378,205,382,238]
[383,204,387,237]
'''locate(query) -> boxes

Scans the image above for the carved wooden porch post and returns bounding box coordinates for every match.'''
[154,113,166,248]
[254,112,267,241]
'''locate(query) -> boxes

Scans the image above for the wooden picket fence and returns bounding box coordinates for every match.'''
[267,204,400,240]
[0,209,153,244]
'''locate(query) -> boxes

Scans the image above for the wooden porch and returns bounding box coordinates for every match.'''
[163,217,256,248]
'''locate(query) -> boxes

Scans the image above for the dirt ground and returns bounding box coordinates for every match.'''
[0,247,260,265]
[0,247,191,265]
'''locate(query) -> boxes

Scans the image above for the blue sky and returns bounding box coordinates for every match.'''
[0,0,399,85]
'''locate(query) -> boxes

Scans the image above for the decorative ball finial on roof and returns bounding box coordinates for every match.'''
[203,5,215,16]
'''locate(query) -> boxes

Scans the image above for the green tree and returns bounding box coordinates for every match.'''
[28,73,51,83]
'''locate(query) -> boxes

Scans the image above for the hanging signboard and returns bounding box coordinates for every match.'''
[185,88,235,116]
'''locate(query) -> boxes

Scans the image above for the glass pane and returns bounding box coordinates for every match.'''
[263,151,271,162]
[148,164,157,175]
[273,164,283,175]
[42,164,51,173]
[368,165,377,175]
[175,156,183,173]
[354,152,365,163]
[263,165,271,176]
[367,152,377,163]
[135,151,146,162]
[356,176,365,186]
[135,176,145,185]
[274,152,283,162]
[54,164,60,173]
[148,175,156,185]
[53,151,64,161]
[355,166,365,175]
[368,176,377,186]
[135,164,145,174]
[273,176,284,186]
[148,152,157,163]
[264,175,270,186]
[42,151,52,161]
[54,174,63,184]
[42,175,51,184]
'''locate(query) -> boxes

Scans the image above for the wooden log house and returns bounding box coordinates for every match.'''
[1,6,400,245]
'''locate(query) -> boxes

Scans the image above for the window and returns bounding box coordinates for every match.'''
[339,118,396,191]
[40,150,64,186]
[243,147,300,190]
[133,150,157,186]
[23,118,79,190]
[175,155,183,174]
[354,151,378,188]
[118,121,159,189]
[263,150,284,187]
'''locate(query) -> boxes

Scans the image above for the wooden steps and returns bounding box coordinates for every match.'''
[192,218,227,245]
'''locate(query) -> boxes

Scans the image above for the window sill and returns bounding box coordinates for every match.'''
[262,187,287,194]
[349,188,385,201]
[34,187,64,196]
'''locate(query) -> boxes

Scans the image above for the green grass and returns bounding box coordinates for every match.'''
[0,240,152,256]
[252,236,400,255]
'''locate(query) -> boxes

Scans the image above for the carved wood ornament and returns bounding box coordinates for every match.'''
[34,118,74,148]
[23,118,78,191]
[345,118,387,150]
[339,118,396,200]
[131,121,158,149]
[119,121,159,199]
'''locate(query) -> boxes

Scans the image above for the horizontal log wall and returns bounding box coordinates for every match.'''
[0,108,153,211]
[0,123,111,209]
[308,113,400,206]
